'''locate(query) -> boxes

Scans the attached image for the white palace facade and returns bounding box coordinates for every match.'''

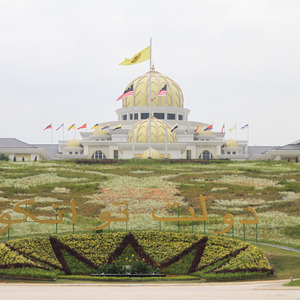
[57,67,248,160]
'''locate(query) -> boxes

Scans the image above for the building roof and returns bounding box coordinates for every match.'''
[0,138,36,148]
[277,141,300,151]
[247,146,276,159]
[123,67,184,108]
[33,144,59,160]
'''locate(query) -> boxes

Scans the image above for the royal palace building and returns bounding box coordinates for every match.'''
[56,66,248,160]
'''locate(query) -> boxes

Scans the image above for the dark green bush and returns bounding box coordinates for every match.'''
[0,153,9,161]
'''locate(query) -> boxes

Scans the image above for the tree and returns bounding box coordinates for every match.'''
[0,153,9,161]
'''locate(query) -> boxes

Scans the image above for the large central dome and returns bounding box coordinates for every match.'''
[122,66,184,108]
[127,117,177,143]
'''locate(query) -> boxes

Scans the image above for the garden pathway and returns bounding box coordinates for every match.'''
[0,280,299,300]
[256,242,300,253]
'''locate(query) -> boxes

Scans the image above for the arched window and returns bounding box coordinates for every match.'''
[91,150,107,159]
[199,150,213,160]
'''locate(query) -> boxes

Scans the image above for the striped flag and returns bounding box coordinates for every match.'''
[151,84,167,101]
[194,123,201,133]
[112,124,122,131]
[56,124,64,131]
[204,124,213,131]
[116,85,133,101]
[68,124,76,131]
[44,123,52,131]
[101,124,109,130]
[91,123,99,130]
[241,123,249,130]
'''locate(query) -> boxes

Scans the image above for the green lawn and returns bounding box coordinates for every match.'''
[1,159,300,251]
[256,244,300,279]
[284,279,300,286]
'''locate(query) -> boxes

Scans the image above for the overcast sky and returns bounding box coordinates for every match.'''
[1,0,299,146]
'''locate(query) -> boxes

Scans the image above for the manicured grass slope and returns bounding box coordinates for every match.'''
[256,244,300,279]
[0,160,299,249]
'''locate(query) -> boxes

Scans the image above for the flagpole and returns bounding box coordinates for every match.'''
[148,37,152,159]
[236,122,237,141]
[63,124,65,143]
[165,82,168,159]
[132,84,135,159]
[51,125,53,144]
[247,122,250,152]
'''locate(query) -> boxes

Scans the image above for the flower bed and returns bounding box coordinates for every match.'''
[214,244,272,273]
[0,232,274,280]
[7,237,62,269]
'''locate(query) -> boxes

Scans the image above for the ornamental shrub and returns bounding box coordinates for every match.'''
[0,153,9,161]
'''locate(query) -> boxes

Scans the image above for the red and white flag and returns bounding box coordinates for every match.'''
[77,123,87,130]
[116,85,133,101]
[151,84,167,101]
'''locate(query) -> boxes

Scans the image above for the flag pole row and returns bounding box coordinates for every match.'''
[43,41,250,148]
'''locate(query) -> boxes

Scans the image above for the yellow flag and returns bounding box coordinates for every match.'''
[68,124,75,131]
[119,46,150,66]
[91,123,99,130]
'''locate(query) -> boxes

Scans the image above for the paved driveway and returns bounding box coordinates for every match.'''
[0,280,299,300]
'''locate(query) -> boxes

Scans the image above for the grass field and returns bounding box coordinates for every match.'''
[0,159,300,251]
[256,244,300,279]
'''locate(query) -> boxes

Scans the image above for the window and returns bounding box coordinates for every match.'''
[186,150,191,160]
[91,150,106,159]
[202,150,212,160]
[69,152,72,155]
[75,152,78,155]
[233,152,236,155]
[141,113,149,119]
[113,150,119,159]
[178,114,183,120]
[167,113,175,120]
[130,113,139,120]
[122,115,127,121]
[154,113,165,119]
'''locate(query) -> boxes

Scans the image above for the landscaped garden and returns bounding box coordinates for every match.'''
[0,159,299,281]
[0,232,273,281]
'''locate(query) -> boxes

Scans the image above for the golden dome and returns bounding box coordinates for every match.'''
[93,127,109,135]
[66,139,82,148]
[225,139,239,147]
[197,128,213,135]
[122,66,183,108]
[142,148,160,159]
[127,117,177,143]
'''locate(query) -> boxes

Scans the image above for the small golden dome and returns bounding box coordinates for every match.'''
[225,139,239,147]
[93,127,109,135]
[142,148,160,159]
[127,117,177,143]
[122,67,184,108]
[197,128,212,136]
[66,139,82,148]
